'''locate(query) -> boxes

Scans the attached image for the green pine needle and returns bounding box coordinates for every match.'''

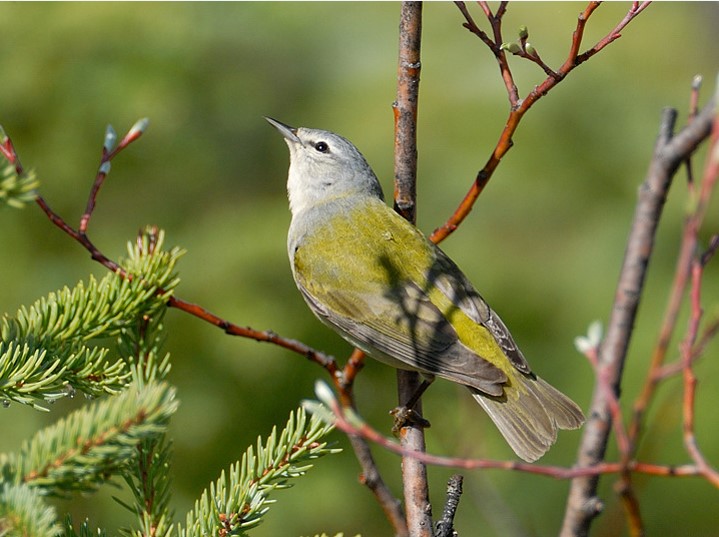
[0,229,183,408]
[5,381,177,496]
[61,515,107,537]
[178,408,339,537]
[0,483,60,537]
[0,163,38,210]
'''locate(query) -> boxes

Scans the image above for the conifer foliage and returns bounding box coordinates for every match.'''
[0,127,338,537]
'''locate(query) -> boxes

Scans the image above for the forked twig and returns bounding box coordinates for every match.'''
[432,1,651,244]
[561,96,717,537]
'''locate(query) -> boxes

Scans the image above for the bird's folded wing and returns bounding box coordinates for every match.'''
[297,272,508,396]
[429,248,532,375]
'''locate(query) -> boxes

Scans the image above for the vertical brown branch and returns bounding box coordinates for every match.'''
[393,3,433,537]
[560,98,716,537]
[393,1,422,225]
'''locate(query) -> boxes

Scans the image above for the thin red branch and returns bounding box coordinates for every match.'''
[0,129,24,176]
[681,258,719,487]
[80,119,149,234]
[654,317,719,380]
[324,394,714,482]
[582,339,645,534]
[340,348,366,398]
[629,90,719,455]
[0,122,347,393]
[513,47,559,79]
[562,2,601,71]
[613,479,645,537]
[575,2,652,66]
[476,1,493,19]
[582,347,630,457]
[454,2,494,49]
[166,295,339,374]
[434,2,651,244]
[561,96,716,537]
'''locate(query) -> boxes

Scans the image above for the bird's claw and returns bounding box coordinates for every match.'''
[390,405,431,435]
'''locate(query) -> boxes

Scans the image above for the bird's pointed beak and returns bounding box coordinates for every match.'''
[265,117,300,143]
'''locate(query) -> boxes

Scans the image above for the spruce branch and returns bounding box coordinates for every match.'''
[0,341,126,410]
[0,483,59,537]
[116,265,175,537]
[61,515,107,537]
[0,161,38,210]
[0,229,182,409]
[177,408,338,537]
[4,381,177,496]
[119,436,174,537]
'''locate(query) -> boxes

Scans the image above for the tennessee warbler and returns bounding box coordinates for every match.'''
[267,117,584,462]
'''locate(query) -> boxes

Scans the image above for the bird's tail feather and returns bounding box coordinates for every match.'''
[471,375,584,462]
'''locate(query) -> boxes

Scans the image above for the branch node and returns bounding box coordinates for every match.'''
[581,496,604,516]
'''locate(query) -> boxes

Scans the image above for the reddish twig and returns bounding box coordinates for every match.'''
[581,335,645,535]
[0,126,131,276]
[5,118,408,535]
[681,252,719,488]
[628,84,719,462]
[654,317,719,381]
[433,1,651,244]
[629,91,717,449]
[455,1,519,107]
[321,390,713,481]
[80,120,149,233]
[2,121,348,391]
[561,96,716,537]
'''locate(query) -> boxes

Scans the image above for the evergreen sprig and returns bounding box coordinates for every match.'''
[61,515,107,537]
[2,380,177,497]
[0,483,59,537]
[0,161,38,209]
[0,230,183,409]
[117,435,174,537]
[178,408,339,537]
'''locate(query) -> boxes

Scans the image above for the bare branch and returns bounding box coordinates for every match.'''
[561,95,716,537]
[433,2,651,244]
[393,4,433,537]
[349,435,409,537]
[435,475,463,537]
[681,259,719,488]
[321,389,713,481]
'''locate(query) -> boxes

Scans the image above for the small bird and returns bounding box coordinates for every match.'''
[267,117,584,462]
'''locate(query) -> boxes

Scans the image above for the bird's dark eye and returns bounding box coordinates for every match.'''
[314,141,329,153]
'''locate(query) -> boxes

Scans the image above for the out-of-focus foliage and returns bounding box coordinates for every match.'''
[0,3,716,536]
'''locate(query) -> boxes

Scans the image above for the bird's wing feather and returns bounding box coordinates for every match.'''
[430,248,532,374]
[292,202,515,395]
[297,275,507,396]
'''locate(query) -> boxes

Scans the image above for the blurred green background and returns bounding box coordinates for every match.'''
[1,3,717,536]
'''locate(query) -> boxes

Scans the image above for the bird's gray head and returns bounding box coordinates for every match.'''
[266,117,384,215]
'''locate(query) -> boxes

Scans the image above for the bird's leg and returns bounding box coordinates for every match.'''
[390,376,434,434]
